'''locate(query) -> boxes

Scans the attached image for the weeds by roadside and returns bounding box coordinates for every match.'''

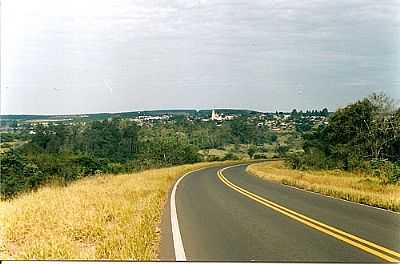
[247,161,400,212]
[0,161,238,260]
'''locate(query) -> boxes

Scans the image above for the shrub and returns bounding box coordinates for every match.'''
[104,162,126,174]
[1,143,12,148]
[1,150,44,198]
[223,152,239,160]
[347,152,365,170]
[253,153,268,159]
[207,155,221,161]
[286,149,340,170]
[388,167,400,184]
[72,155,107,176]
[286,153,305,169]
[275,144,289,158]
[365,159,400,184]
[0,133,16,143]
[247,145,257,159]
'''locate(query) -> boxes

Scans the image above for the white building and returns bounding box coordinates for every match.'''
[211,110,223,121]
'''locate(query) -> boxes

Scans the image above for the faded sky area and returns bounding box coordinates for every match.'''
[1,0,399,115]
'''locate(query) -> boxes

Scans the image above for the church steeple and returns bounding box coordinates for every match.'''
[211,109,221,121]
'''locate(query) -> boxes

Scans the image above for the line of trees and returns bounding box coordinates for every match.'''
[290,108,329,118]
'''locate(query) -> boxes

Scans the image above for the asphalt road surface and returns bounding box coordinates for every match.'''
[159,163,400,262]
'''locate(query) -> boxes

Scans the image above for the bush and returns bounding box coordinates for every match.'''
[223,152,239,160]
[140,140,202,166]
[364,159,400,184]
[207,155,221,161]
[286,153,305,169]
[247,145,257,159]
[1,143,13,148]
[104,162,126,174]
[276,144,289,158]
[388,168,400,184]
[1,150,44,198]
[253,153,268,159]
[72,155,107,176]
[286,149,340,170]
[0,133,16,143]
[181,145,202,164]
[347,152,365,170]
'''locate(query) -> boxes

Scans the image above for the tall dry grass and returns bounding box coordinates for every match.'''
[247,161,400,212]
[0,161,235,260]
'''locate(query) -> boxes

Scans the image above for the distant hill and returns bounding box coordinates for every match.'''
[0,115,52,121]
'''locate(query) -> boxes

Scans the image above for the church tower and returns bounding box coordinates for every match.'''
[211,109,221,121]
[211,110,216,120]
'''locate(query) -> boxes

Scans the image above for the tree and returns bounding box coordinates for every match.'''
[122,123,139,158]
[363,93,400,160]
[323,98,375,159]
[276,144,289,157]
[321,108,329,117]
[230,118,257,144]
[1,150,43,198]
[291,109,298,118]
[248,145,257,159]
[291,93,400,171]
[386,109,400,161]
[31,124,51,150]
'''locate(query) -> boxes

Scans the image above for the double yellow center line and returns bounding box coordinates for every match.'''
[217,166,400,262]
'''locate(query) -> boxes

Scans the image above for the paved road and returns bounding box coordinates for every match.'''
[159,163,400,262]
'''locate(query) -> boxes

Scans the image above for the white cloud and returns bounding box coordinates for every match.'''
[1,0,399,114]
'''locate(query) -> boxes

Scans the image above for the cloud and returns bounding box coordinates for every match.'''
[1,0,399,114]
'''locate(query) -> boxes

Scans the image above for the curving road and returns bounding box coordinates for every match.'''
[159,163,400,262]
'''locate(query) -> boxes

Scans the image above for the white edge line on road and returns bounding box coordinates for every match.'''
[170,163,247,261]
[170,172,188,261]
[171,167,218,261]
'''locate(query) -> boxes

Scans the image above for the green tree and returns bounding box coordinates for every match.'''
[292,93,400,171]
[276,144,289,157]
[230,119,257,144]
[321,108,329,117]
[1,150,43,198]
[248,145,257,159]
[363,93,400,160]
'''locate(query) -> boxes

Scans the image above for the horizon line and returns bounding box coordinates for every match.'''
[0,107,331,117]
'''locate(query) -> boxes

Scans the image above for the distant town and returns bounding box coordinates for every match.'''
[0,108,329,134]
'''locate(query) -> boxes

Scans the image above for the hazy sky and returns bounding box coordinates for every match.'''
[1,0,399,115]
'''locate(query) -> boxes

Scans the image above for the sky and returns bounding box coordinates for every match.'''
[1,0,399,115]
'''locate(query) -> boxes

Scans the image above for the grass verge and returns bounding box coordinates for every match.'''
[0,161,239,260]
[247,161,400,212]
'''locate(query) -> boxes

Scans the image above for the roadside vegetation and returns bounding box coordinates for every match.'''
[287,93,400,184]
[248,93,400,212]
[248,161,400,212]
[0,161,238,260]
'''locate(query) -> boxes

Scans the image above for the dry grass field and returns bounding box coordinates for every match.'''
[0,161,236,260]
[248,161,400,212]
